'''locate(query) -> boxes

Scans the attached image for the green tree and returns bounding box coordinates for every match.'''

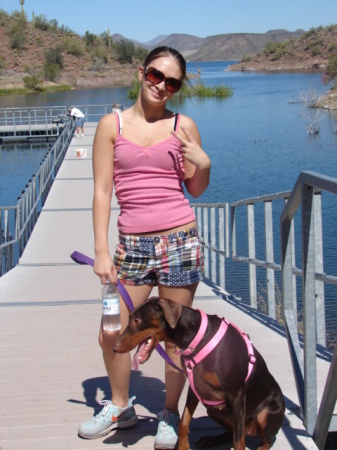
[115,40,135,63]
[84,31,98,47]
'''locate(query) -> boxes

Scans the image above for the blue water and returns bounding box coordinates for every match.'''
[1,61,337,340]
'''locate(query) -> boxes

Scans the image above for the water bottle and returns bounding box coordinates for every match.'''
[102,282,121,332]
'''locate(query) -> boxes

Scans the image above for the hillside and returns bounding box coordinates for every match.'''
[0,12,143,90]
[183,29,305,62]
[0,8,336,104]
[228,25,337,72]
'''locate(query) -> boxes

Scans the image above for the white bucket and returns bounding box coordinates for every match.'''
[75,148,87,158]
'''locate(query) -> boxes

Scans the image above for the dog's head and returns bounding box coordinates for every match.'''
[113,297,183,369]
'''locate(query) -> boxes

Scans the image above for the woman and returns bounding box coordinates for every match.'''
[78,46,211,449]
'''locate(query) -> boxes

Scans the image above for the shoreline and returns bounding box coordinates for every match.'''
[1,70,336,110]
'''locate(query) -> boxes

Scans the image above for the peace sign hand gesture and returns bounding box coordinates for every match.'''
[172,125,210,169]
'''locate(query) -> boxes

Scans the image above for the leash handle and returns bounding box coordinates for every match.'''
[70,251,134,311]
[70,251,183,373]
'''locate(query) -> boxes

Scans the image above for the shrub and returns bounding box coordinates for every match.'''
[8,12,27,50]
[84,31,98,47]
[325,55,337,84]
[127,77,233,99]
[35,14,50,31]
[183,81,233,98]
[43,63,61,82]
[45,45,64,68]
[115,40,135,64]
[63,37,84,56]
[90,46,109,63]
[0,55,6,72]
[0,9,10,27]
[23,75,43,91]
[265,41,285,54]
[9,29,26,50]
[127,77,141,99]
[133,46,148,62]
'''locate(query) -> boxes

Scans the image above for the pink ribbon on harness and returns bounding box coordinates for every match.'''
[177,309,256,406]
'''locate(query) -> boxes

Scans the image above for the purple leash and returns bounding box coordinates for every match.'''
[70,251,183,372]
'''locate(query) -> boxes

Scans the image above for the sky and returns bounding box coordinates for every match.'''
[1,0,336,44]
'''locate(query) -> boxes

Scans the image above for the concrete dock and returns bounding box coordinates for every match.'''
[0,122,330,449]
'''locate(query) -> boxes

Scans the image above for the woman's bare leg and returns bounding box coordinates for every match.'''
[158,282,198,413]
[99,283,153,407]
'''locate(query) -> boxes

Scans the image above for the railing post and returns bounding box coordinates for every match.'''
[231,205,237,258]
[210,207,216,283]
[264,200,276,319]
[314,192,326,347]
[247,203,257,308]
[219,207,225,290]
[203,207,209,279]
[301,183,317,435]
[281,204,305,416]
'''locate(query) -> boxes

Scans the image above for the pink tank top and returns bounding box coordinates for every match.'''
[113,113,196,234]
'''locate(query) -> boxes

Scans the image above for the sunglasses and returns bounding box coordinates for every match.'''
[144,67,182,93]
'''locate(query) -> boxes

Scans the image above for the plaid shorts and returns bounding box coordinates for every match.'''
[114,227,204,286]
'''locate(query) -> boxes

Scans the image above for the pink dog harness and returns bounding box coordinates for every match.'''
[176,309,256,406]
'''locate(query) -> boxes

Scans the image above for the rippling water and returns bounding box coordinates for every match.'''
[1,61,337,339]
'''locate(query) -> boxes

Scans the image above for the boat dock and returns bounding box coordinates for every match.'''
[0,106,67,142]
[0,122,332,449]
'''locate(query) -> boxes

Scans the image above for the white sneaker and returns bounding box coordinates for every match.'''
[154,409,179,449]
[75,134,79,138]
[81,134,84,137]
[78,397,138,439]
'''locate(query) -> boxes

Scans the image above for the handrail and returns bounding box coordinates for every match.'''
[0,119,74,275]
[280,171,337,448]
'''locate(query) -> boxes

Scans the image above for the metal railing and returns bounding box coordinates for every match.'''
[196,171,337,448]
[281,171,337,448]
[0,118,74,275]
[0,104,124,141]
[191,203,230,290]
[0,106,68,141]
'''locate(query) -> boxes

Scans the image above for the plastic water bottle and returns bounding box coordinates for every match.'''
[102,283,121,332]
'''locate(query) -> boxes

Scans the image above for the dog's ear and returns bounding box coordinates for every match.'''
[157,298,183,329]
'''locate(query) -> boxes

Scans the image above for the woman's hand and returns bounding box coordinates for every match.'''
[171,123,211,198]
[171,125,210,170]
[93,253,118,285]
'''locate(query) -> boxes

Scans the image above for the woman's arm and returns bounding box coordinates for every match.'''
[92,113,118,284]
[172,115,211,198]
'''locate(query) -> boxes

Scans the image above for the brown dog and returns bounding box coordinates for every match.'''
[113,297,285,450]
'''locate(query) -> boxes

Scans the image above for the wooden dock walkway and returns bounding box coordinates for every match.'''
[0,122,328,449]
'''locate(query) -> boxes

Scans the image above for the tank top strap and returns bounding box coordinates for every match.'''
[115,111,122,135]
[173,113,180,132]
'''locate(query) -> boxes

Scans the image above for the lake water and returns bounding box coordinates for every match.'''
[1,61,337,341]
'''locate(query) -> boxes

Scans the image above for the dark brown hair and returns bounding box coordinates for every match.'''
[143,46,187,82]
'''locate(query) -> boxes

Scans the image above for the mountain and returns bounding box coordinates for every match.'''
[228,24,337,72]
[149,29,305,61]
[0,9,335,95]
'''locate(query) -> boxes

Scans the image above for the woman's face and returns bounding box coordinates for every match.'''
[139,55,183,104]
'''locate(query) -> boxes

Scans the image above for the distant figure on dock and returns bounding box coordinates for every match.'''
[68,106,85,137]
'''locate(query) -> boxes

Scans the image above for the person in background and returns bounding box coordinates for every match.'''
[68,106,85,137]
[78,46,211,449]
